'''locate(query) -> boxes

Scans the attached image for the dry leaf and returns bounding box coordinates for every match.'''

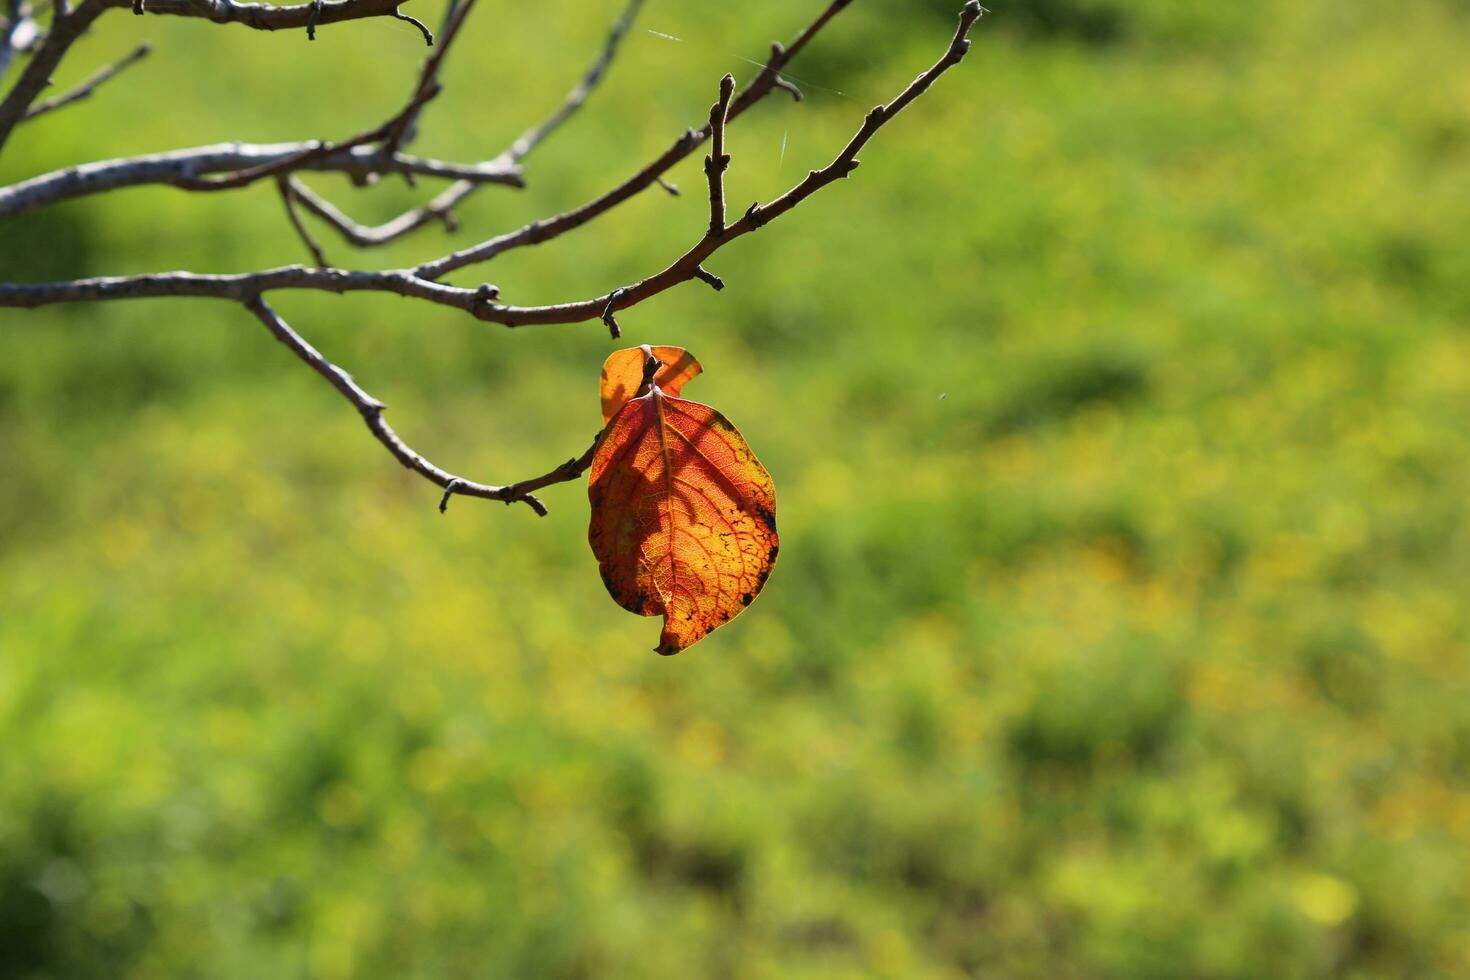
[589,346,777,654]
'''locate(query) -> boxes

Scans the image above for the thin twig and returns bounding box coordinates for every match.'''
[601,287,626,339]
[0,142,521,221]
[299,0,644,251]
[277,176,329,267]
[376,0,473,161]
[415,0,860,281]
[244,295,551,514]
[498,0,642,166]
[175,80,442,190]
[390,5,430,44]
[691,266,723,291]
[118,0,413,32]
[0,0,105,153]
[704,73,734,236]
[426,0,988,325]
[21,41,150,121]
[286,174,464,246]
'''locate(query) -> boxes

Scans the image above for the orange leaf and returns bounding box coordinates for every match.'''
[599,344,703,425]
[588,352,777,655]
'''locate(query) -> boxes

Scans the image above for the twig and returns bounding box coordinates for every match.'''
[1,0,428,150]
[601,287,626,339]
[118,0,412,32]
[415,0,860,281]
[0,0,105,153]
[244,295,552,515]
[175,79,442,190]
[277,176,329,267]
[376,0,473,161]
[299,0,644,251]
[691,266,723,291]
[422,0,988,324]
[0,265,484,310]
[285,174,464,246]
[1,1,984,331]
[390,5,430,44]
[704,73,734,236]
[498,0,642,165]
[0,142,521,221]
[21,41,150,121]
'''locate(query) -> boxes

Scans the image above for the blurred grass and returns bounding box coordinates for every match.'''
[3,0,1470,977]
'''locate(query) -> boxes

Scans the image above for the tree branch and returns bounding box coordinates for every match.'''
[0,264,490,310]
[0,0,105,153]
[375,0,472,162]
[116,0,412,33]
[499,0,642,167]
[416,0,988,326]
[0,0,503,214]
[413,0,859,282]
[0,142,521,221]
[20,41,150,122]
[0,1,984,332]
[171,76,444,190]
[704,73,734,236]
[286,172,466,247]
[298,0,644,251]
[277,176,329,267]
[244,295,554,514]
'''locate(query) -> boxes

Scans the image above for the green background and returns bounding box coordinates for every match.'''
[4,0,1470,976]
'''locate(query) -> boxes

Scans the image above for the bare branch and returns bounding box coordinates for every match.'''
[116,0,414,33]
[415,0,859,281]
[0,1,985,332]
[389,5,430,45]
[425,0,989,326]
[0,0,105,153]
[704,73,734,236]
[277,176,330,267]
[499,0,642,166]
[244,295,552,515]
[21,41,150,122]
[287,173,466,246]
[376,0,474,161]
[0,0,496,221]
[601,287,626,339]
[0,142,521,221]
[1,0,422,147]
[691,265,723,291]
[174,79,443,190]
[0,265,503,316]
[302,0,644,251]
